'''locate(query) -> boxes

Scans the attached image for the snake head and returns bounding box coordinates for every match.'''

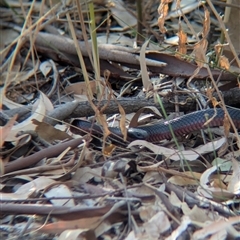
[127,128,149,140]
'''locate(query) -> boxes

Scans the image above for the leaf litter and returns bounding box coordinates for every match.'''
[1,0,240,239]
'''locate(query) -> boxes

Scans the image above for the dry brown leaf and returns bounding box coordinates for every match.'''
[99,114,112,148]
[4,92,48,141]
[140,40,153,91]
[168,172,201,186]
[214,43,229,56]
[129,106,162,128]
[102,143,116,156]
[210,178,227,190]
[117,101,127,141]
[177,27,187,55]
[192,216,240,240]
[72,167,102,184]
[182,204,221,223]
[198,164,235,200]
[194,39,208,67]
[158,0,172,33]
[39,217,101,234]
[0,176,55,201]
[142,171,164,183]
[1,63,39,86]
[139,205,161,222]
[32,119,72,142]
[65,81,97,95]
[202,6,210,38]
[129,138,226,161]
[193,6,210,68]
[210,97,219,108]
[227,157,240,194]
[127,184,155,200]
[143,211,171,237]
[86,95,112,153]
[223,111,231,136]
[219,55,230,70]
[0,114,18,147]
[127,204,169,239]
[59,229,96,240]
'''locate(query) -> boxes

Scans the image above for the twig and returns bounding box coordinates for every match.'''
[3,138,84,174]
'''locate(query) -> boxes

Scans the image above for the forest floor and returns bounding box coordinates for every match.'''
[1,0,240,239]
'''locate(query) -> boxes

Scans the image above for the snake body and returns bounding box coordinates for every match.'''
[71,108,240,143]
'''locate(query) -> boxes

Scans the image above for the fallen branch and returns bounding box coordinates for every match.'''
[3,88,240,125]
[3,138,84,174]
[48,87,240,121]
[0,203,112,220]
[29,32,237,81]
[34,32,166,68]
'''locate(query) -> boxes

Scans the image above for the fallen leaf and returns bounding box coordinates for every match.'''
[198,164,235,200]
[65,81,97,95]
[177,27,187,55]
[219,55,230,70]
[227,157,240,194]
[128,138,226,161]
[165,216,192,240]
[168,172,201,186]
[143,211,171,237]
[39,60,52,77]
[39,217,101,234]
[107,0,137,30]
[5,92,48,141]
[32,119,72,142]
[157,0,170,33]
[59,228,96,240]
[192,216,240,240]
[0,114,18,147]
[167,0,203,19]
[140,39,153,91]
[0,176,55,201]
